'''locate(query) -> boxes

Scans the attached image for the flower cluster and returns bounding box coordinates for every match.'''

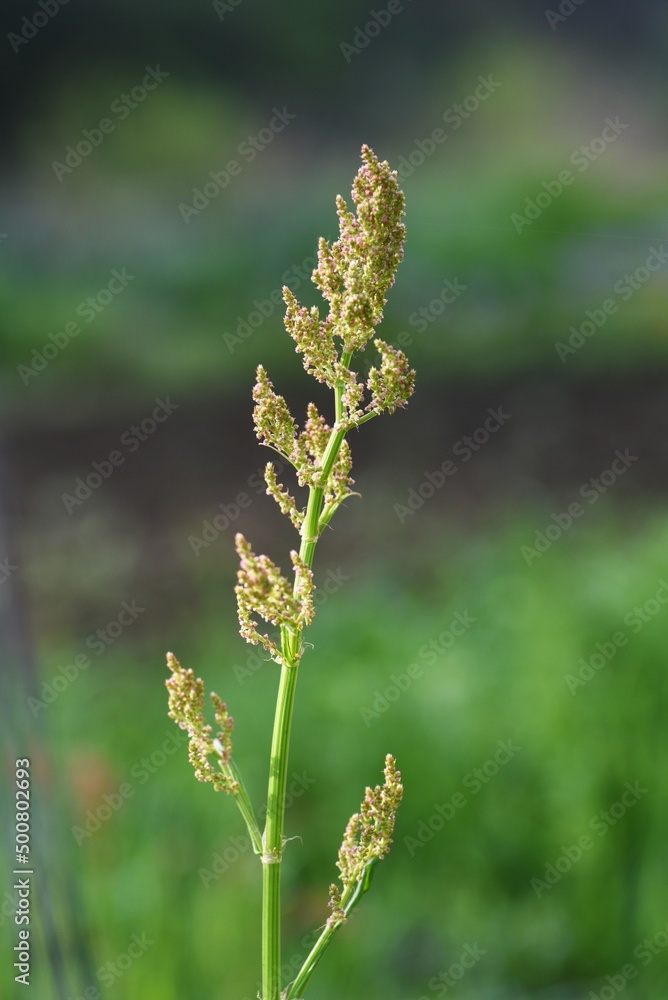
[165,652,238,794]
[311,144,406,355]
[281,145,414,428]
[252,365,298,461]
[253,367,354,503]
[283,289,337,385]
[366,338,415,416]
[234,534,314,661]
[327,754,403,926]
[264,461,304,529]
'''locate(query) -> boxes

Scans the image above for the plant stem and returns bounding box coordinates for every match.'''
[261,420,348,999]
[334,351,352,424]
[285,869,372,999]
[262,659,299,1000]
[225,758,263,854]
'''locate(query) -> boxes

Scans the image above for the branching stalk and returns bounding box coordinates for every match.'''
[165,145,413,1000]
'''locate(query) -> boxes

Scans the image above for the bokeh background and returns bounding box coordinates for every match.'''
[2,1,668,998]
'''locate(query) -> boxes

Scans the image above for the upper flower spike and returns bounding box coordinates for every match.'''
[285,145,406,377]
[316,145,406,354]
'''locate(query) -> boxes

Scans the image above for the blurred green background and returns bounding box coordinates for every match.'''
[2,1,668,998]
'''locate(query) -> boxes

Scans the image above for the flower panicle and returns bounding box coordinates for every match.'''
[286,145,406,388]
[165,652,238,794]
[366,338,415,416]
[252,365,297,461]
[264,461,304,529]
[327,754,403,925]
[312,144,406,355]
[234,534,314,661]
[282,287,337,386]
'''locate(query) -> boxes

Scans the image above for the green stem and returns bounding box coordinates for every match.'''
[225,758,263,854]
[285,866,374,999]
[261,420,348,999]
[262,659,299,1000]
[334,351,352,424]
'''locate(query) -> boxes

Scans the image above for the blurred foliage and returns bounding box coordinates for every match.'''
[2,44,668,417]
[8,510,668,999]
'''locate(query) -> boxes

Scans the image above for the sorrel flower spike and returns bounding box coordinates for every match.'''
[165,146,413,1000]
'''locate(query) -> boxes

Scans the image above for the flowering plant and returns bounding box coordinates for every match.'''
[165,145,413,1000]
